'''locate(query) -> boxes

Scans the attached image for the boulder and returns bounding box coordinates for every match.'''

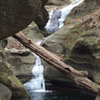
[0,44,31,100]
[0,0,42,40]
[34,8,49,30]
[22,22,44,42]
[0,83,12,100]
[34,5,50,37]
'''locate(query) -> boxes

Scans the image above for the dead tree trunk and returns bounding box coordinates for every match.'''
[13,31,100,95]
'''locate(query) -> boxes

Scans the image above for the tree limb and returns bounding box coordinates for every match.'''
[13,31,100,95]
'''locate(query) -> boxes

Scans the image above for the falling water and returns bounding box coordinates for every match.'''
[24,41,46,92]
[45,0,84,33]
[24,0,84,93]
[23,0,95,100]
[59,0,84,28]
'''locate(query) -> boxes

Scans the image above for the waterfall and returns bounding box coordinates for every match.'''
[24,0,84,93]
[59,0,84,28]
[24,41,45,92]
[45,0,84,33]
[45,9,61,34]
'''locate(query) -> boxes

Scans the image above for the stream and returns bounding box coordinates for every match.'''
[24,0,96,100]
[45,0,84,33]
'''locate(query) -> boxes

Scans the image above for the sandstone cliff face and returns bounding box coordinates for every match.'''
[41,0,100,87]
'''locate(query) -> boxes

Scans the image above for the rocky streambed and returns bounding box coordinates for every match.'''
[0,0,100,100]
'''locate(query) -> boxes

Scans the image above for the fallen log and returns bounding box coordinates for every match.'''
[13,31,100,95]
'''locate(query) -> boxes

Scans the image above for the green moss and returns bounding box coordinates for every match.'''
[0,71,31,99]
[0,73,11,86]
[0,43,31,100]
[92,83,100,91]
[64,18,71,25]
[22,21,44,42]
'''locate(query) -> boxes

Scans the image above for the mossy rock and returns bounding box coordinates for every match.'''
[0,44,31,100]
[42,21,100,85]
[64,0,100,26]
[22,22,44,42]
[41,26,79,83]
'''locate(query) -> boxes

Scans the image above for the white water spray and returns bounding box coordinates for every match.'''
[59,0,84,28]
[24,0,84,93]
[45,0,84,33]
[24,41,45,92]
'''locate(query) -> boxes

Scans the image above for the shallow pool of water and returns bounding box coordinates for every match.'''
[28,91,95,100]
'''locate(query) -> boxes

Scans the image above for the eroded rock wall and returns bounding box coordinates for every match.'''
[41,0,100,86]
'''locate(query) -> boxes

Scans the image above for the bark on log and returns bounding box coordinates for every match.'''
[13,31,100,95]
